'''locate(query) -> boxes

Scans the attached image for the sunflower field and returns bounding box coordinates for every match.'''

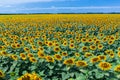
[0,14,120,80]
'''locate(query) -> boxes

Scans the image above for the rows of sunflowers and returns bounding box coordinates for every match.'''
[0,14,120,80]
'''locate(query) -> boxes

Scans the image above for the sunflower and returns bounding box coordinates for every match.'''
[53,47,61,52]
[94,40,100,44]
[1,50,7,56]
[76,60,88,67]
[99,33,104,37]
[114,65,120,72]
[63,58,75,65]
[15,43,21,48]
[45,55,54,62]
[27,53,34,58]
[10,54,18,61]
[62,42,68,46]
[38,47,44,52]
[54,54,62,61]
[0,70,5,78]
[61,52,68,56]
[75,53,80,57]
[20,53,27,60]
[109,36,115,41]
[37,51,45,58]
[117,51,120,57]
[29,57,37,63]
[82,46,88,52]
[32,45,37,50]
[98,44,104,50]
[87,38,93,43]
[102,37,107,42]
[98,55,106,61]
[69,43,75,49]
[70,40,74,43]
[37,41,43,46]
[47,41,53,47]
[90,56,100,63]
[118,47,120,51]
[89,45,97,50]
[109,53,114,58]
[81,38,87,43]
[98,62,111,71]
[108,40,114,45]
[84,52,93,58]
[11,44,16,48]
[24,47,30,52]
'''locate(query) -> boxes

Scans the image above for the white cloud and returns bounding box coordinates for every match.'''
[0,0,54,4]
[16,6,120,10]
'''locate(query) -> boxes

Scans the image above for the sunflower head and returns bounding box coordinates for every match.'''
[63,58,75,65]
[37,51,45,58]
[98,44,104,50]
[76,60,87,67]
[90,56,100,63]
[20,53,27,60]
[10,54,18,61]
[114,65,120,72]
[0,70,5,78]
[90,45,97,50]
[98,62,111,71]
[29,57,37,63]
[53,47,61,52]
[45,55,54,63]
[82,46,88,52]
[61,52,68,56]
[54,54,62,61]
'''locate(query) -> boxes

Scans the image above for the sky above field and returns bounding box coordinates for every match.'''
[0,0,120,13]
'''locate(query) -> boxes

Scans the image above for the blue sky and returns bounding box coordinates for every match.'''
[0,0,120,13]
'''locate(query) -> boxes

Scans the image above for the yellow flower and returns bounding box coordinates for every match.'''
[37,41,43,46]
[47,41,53,47]
[90,56,100,63]
[37,51,45,58]
[54,54,62,61]
[45,55,54,63]
[114,65,120,72]
[24,47,30,52]
[62,42,68,46]
[118,47,120,51]
[89,45,97,50]
[0,70,5,78]
[97,44,104,50]
[27,53,34,58]
[108,40,114,45]
[0,50,8,56]
[63,58,75,65]
[82,46,88,52]
[76,60,87,67]
[15,43,21,48]
[84,52,93,58]
[98,55,106,61]
[61,52,68,56]
[87,38,93,43]
[98,62,111,71]
[69,43,75,49]
[74,53,80,57]
[10,54,18,61]
[81,38,87,43]
[29,57,37,63]
[20,53,27,60]
[53,47,61,52]
[118,51,120,57]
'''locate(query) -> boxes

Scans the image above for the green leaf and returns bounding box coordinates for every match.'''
[76,73,86,80]
[62,72,70,80]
